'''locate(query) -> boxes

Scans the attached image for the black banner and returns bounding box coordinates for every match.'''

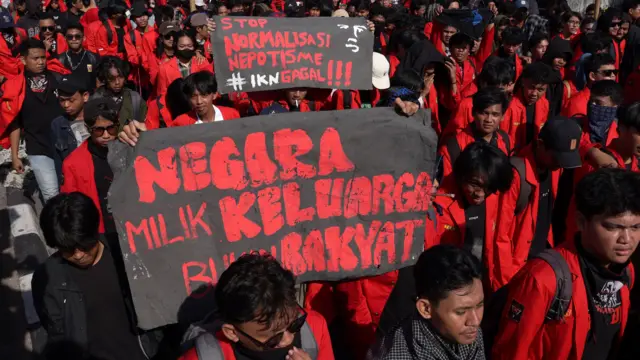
[212,16,374,94]
[108,108,437,329]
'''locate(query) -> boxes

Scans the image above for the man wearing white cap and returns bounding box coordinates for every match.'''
[327,52,390,110]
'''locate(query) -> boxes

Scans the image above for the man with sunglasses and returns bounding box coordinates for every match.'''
[34,13,67,56]
[59,23,100,89]
[563,53,617,118]
[61,97,120,237]
[181,253,334,360]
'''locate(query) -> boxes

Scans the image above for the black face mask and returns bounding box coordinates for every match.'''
[235,342,294,360]
[176,49,195,59]
[373,21,385,34]
[229,11,245,16]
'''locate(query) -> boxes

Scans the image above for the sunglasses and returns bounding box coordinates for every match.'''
[598,69,619,76]
[89,124,119,137]
[611,22,622,28]
[234,306,308,349]
[163,33,176,40]
[66,34,82,40]
[40,26,56,32]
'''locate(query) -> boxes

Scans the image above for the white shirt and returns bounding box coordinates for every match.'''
[194,105,224,124]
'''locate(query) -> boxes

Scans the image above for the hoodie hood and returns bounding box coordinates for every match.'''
[543,37,573,64]
[396,39,445,76]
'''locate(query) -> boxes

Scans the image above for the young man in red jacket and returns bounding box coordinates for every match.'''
[492,168,640,360]
[181,253,334,360]
[171,71,240,127]
[562,53,617,118]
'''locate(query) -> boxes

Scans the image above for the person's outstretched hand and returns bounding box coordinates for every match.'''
[118,120,147,147]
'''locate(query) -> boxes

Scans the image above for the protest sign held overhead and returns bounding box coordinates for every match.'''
[107,108,437,329]
[212,16,374,94]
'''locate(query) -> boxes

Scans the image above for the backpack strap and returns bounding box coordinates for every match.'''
[195,332,224,360]
[509,157,532,215]
[157,98,167,128]
[129,30,136,45]
[300,321,318,360]
[533,249,573,322]
[102,19,113,45]
[130,90,142,122]
[496,129,511,155]
[445,136,461,167]
[343,90,352,110]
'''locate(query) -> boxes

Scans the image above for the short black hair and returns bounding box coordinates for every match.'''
[172,31,196,51]
[65,22,84,34]
[478,57,515,87]
[215,253,297,329]
[585,53,615,79]
[519,62,556,85]
[449,33,473,49]
[590,80,623,106]
[623,0,640,12]
[18,38,46,57]
[580,32,612,54]
[528,32,549,51]
[582,16,597,27]
[452,141,514,195]
[96,56,130,84]
[182,71,217,97]
[414,245,483,304]
[575,169,640,220]
[472,87,510,115]
[38,12,55,22]
[501,26,524,45]
[166,78,191,119]
[618,102,640,132]
[562,11,582,23]
[40,192,100,253]
[389,29,426,54]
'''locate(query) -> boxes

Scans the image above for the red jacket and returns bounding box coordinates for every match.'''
[435,185,502,290]
[442,96,473,138]
[494,145,560,290]
[441,59,477,111]
[500,93,549,150]
[562,87,590,118]
[44,0,68,12]
[60,141,106,233]
[94,20,128,58]
[80,8,100,28]
[492,240,635,360]
[85,21,103,54]
[170,106,240,127]
[423,84,441,135]
[473,25,495,71]
[34,33,68,56]
[145,95,174,130]
[156,59,212,97]
[492,50,524,80]
[439,125,513,182]
[179,310,334,360]
[326,89,381,110]
[388,54,400,78]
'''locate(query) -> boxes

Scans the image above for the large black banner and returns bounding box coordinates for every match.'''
[108,108,437,329]
[212,16,374,94]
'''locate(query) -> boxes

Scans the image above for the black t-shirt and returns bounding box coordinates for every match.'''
[64,50,97,89]
[464,201,486,261]
[21,72,63,156]
[66,246,147,360]
[525,103,536,146]
[529,170,552,258]
[580,247,625,360]
[88,141,116,235]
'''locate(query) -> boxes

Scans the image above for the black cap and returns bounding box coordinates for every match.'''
[130,1,148,18]
[539,117,583,169]
[84,97,119,122]
[58,73,88,95]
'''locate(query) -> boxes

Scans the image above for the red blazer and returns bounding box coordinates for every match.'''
[156,59,212,97]
[494,145,560,290]
[80,8,100,28]
[388,54,400,78]
[423,84,440,135]
[442,96,473,138]
[492,240,634,360]
[60,142,106,233]
[441,60,477,111]
[145,95,174,130]
[439,125,513,182]
[95,20,128,58]
[492,49,524,80]
[473,25,495,71]
[170,106,240,127]
[85,21,103,54]
[500,93,549,150]
[435,186,502,290]
[34,33,68,56]
[179,310,335,360]
[562,87,590,118]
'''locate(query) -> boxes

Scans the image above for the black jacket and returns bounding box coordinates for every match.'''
[58,50,100,74]
[31,240,162,358]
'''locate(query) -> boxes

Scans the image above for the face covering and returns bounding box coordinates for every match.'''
[587,103,618,145]
[176,49,195,60]
[235,342,294,360]
[373,21,385,34]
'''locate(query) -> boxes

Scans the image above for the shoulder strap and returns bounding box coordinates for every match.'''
[195,332,224,360]
[129,30,136,45]
[157,98,167,128]
[130,91,142,122]
[445,136,461,167]
[102,19,113,45]
[468,58,478,76]
[343,90,352,110]
[496,129,511,155]
[510,157,532,215]
[534,249,573,322]
[300,321,318,360]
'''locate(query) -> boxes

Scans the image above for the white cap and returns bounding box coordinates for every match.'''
[195,0,205,6]
[372,52,390,90]
[332,9,349,17]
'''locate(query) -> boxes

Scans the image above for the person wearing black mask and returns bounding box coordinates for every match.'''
[180,253,334,360]
[156,31,211,97]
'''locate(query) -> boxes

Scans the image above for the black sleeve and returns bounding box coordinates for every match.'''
[31,266,66,343]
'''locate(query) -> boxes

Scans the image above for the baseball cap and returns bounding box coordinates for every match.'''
[159,21,179,35]
[190,13,208,27]
[372,52,390,90]
[515,0,529,8]
[130,1,148,18]
[0,7,15,29]
[58,74,88,95]
[84,97,120,122]
[195,0,205,6]
[332,9,349,18]
[539,117,583,169]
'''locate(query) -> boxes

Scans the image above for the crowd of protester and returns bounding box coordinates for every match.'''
[2,0,640,359]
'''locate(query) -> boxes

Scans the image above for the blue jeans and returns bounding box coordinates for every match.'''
[28,155,59,202]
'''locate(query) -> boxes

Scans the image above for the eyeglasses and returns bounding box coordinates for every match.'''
[66,34,82,40]
[40,26,56,32]
[89,124,119,136]
[598,69,619,76]
[234,306,308,349]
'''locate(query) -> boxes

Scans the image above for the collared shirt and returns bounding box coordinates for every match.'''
[195,105,224,124]
[179,61,191,79]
